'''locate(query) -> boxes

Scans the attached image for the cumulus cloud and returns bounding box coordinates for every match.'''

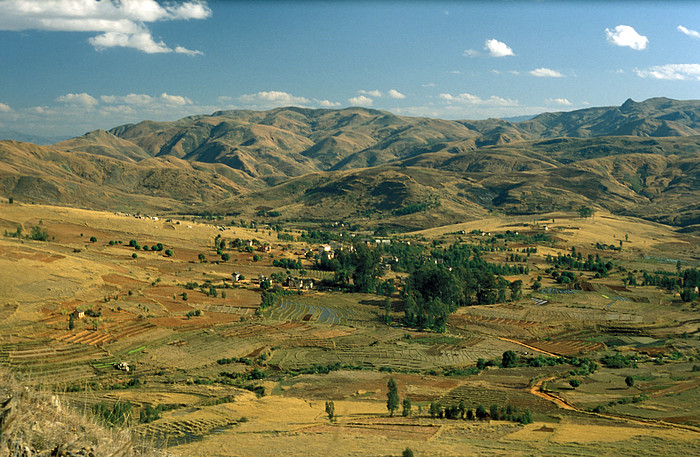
[238,91,310,107]
[546,98,573,106]
[317,99,341,108]
[56,92,99,107]
[387,89,406,99]
[0,102,11,112]
[678,25,700,39]
[359,90,382,97]
[439,93,518,106]
[605,25,648,50]
[484,39,514,57]
[0,0,210,54]
[463,49,479,58]
[349,95,373,106]
[634,63,700,80]
[529,68,564,78]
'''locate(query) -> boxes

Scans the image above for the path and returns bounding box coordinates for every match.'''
[527,377,700,433]
[497,337,559,357]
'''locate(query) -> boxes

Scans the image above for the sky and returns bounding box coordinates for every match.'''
[1,0,700,139]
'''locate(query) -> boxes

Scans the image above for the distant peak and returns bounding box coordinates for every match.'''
[620,98,638,112]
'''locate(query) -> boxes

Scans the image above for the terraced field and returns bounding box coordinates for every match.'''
[266,296,377,325]
[0,339,105,382]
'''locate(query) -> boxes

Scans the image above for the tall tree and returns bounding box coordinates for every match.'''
[386,378,399,416]
[402,396,412,417]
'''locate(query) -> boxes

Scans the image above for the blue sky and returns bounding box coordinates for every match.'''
[1,0,700,138]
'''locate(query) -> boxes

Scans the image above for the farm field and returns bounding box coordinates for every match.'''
[1,202,699,456]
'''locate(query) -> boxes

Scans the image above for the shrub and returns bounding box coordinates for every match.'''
[165,249,174,256]
[30,226,49,241]
[89,236,97,243]
[132,253,138,259]
[502,350,517,368]
[569,379,581,388]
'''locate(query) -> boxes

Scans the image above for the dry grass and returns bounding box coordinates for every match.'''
[0,369,161,456]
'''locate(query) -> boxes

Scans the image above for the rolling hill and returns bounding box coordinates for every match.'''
[1,97,699,228]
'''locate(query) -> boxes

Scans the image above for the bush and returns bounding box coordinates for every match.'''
[502,350,517,368]
[165,249,174,257]
[30,226,49,241]
[89,236,97,243]
[132,253,138,259]
[569,379,581,388]
[625,376,635,387]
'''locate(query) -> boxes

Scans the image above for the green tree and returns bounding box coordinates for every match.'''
[509,279,523,301]
[8,197,13,204]
[386,378,399,416]
[221,253,230,261]
[402,448,414,457]
[325,400,335,422]
[402,396,412,417]
[569,379,581,389]
[578,206,594,218]
[475,404,488,420]
[132,253,138,259]
[164,249,174,256]
[198,253,206,262]
[89,236,97,243]
[68,314,75,330]
[625,376,635,387]
[383,297,392,324]
[502,350,517,368]
[30,226,49,241]
[428,401,441,418]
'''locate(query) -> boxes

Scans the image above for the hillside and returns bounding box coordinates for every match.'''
[0,140,257,212]
[1,98,699,228]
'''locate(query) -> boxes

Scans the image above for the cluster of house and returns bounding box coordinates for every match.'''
[253,273,314,290]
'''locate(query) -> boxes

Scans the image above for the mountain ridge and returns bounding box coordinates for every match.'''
[1,97,699,229]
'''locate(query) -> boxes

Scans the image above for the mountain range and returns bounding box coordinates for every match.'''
[1,97,698,229]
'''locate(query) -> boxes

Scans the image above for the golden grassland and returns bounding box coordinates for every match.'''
[1,202,699,456]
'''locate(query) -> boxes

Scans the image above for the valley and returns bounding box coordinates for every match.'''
[1,201,698,456]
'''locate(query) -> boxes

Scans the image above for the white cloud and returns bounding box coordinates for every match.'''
[509,70,520,75]
[546,98,573,106]
[238,91,310,107]
[387,89,406,99]
[359,90,382,97]
[634,63,700,80]
[0,0,210,54]
[449,70,461,74]
[175,46,203,56]
[317,99,341,108]
[89,31,171,54]
[422,83,436,88]
[439,93,518,106]
[678,25,700,39]
[348,95,373,106]
[56,92,99,107]
[484,39,514,57]
[605,25,648,50]
[463,49,479,58]
[529,68,564,78]
[0,102,11,112]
